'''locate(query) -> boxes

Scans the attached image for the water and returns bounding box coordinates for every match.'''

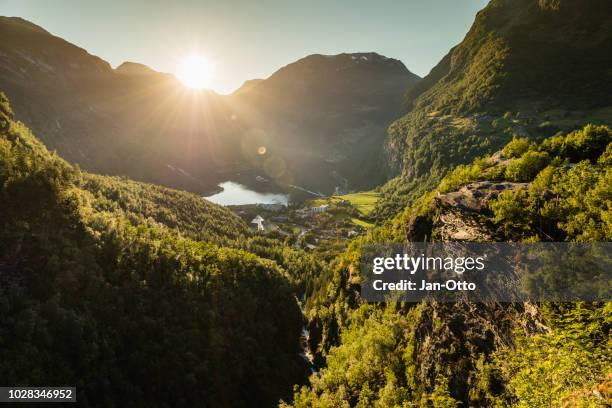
[205,181,289,206]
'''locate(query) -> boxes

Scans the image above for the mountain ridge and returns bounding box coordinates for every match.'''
[0,17,419,195]
[376,0,612,217]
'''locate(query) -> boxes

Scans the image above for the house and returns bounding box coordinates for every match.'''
[251,215,265,231]
[296,208,311,218]
[257,203,285,212]
[311,204,329,214]
[295,204,329,218]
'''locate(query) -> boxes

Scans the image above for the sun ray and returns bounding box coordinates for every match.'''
[177,54,214,89]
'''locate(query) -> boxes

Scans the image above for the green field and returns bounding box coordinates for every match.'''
[308,191,379,228]
[311,191,379,216]
[350,217,374,229]
[338,191,379,216]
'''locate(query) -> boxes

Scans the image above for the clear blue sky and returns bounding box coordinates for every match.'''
[1,0,488,93]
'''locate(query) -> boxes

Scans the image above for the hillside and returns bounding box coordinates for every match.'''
[290,124,612,407]
[0,16,419,195]
[230,53,419,190]
[0,16,245,194]
[0,92,312,406]
[378,0,612,217]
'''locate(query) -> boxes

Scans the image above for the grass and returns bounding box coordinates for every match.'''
[351,217,374,229]
[336,191,379,217]
[307,191,380,216]
[306,190,379,229]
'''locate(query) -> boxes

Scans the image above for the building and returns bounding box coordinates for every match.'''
[251,215,265,231]
[311,204,329,213]
[257,203,285,212]
[295,204,329,218]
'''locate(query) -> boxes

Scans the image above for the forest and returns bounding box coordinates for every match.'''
[0,92,314,407]
[0,0,610,406]
[4,90,608,406]
[291,124,611,407]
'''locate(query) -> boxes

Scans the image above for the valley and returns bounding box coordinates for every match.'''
[0,17,418,197]
[1,0,611,407]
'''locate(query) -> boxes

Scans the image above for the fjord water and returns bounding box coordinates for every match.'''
[205,181,289,206]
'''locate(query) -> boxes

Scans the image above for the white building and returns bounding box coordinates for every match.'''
[311,204,329,214]
[251,215,265,231]
[257,203,285,212]
[295,204,330,218]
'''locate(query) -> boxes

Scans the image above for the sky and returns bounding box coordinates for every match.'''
[1,0,489,94]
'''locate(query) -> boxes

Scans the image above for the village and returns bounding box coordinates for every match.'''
[230,191,379,257]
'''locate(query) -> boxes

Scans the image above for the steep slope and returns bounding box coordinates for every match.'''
[0,16,246,193]
[0,92,309,406]
[0,17,420,196]
[290,125,612,407]
[379,0,612,216]
[230,53,419,191]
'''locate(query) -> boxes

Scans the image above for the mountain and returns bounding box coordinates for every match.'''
[0,16,419,195]
[0,91,316,406]
[0,16,244,193]
[292,124,612,406]
[230,53,419,191]
[283,1,612,405]
[115,61,161,76]
[379,0,612,215]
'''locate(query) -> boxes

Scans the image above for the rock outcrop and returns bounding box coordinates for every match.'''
[433,181,529,241]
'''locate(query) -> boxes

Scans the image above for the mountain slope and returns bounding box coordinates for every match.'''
[0,92,308,406]
[231,53,419,191]
[0,17,420,195]
[0,16,245,193]
[379,0,612,216]
[291,124,612,406]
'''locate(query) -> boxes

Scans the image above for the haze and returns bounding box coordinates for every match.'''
[1,0,488,93]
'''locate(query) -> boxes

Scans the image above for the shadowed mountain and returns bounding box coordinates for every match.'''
[0,16,419,195]
[229,53,419,191]
[115,61,161,76]
[0,91,310,406]
[0,16,242,193]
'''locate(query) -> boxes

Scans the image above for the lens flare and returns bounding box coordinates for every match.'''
[177,55,214,89]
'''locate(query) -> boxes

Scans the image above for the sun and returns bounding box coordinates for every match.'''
[177,54,214,89]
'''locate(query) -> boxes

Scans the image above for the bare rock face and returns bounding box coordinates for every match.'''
[410,301,549,404]
[433,181,529,241]
[436,182,529,212]
[404,181,531,242]
[403,180,546,404]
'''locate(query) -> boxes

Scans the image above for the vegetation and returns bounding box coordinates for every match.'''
[337,191,380,217]
[493,303,611,407]
[2,1,612,406]
[376,0,612,219]
[310,191,379,229]
[0,93,309,407]
[288,125,612,407]
[490,124,612,241]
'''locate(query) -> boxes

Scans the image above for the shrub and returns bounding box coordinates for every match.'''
[597,142,612,166]
[0,92,13,117]
[504,151,550,182]
[490,189,531,229]
[502,136,531,158]
[540,124,612,162]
